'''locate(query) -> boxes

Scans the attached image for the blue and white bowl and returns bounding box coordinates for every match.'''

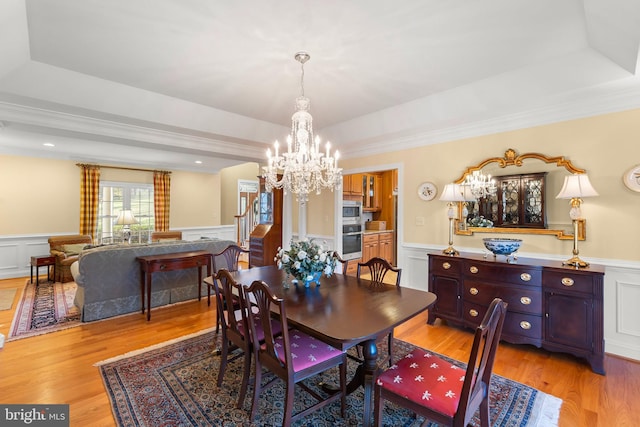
[483,238,522,255]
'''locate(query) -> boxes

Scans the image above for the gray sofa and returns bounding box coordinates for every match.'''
[73,239,235,321]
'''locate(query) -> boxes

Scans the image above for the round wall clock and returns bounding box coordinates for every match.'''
[418,181,437,201]
[623,164,640,192]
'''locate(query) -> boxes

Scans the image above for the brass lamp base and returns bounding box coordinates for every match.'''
[442,246,459,256]
[562,255,589,268]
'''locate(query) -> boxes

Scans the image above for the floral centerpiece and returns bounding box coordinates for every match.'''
[275,239,338,287]
[468,215,494,228]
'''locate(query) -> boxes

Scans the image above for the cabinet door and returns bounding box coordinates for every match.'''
[350,174,363,195]
[545,291,593,351]
[362,234,378,262]
[378,232,393,264]
[429,275,462,321]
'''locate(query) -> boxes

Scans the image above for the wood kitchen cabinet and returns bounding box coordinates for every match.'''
[362,231,394,264]
[343,174,364,197]
[362,173,381,211]
[427,253,605,374]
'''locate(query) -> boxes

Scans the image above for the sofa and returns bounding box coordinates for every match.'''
[48,234,93,283]
[72,238,235,321]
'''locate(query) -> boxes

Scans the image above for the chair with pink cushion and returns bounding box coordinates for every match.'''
[210,244,250,333]
[213,269,281,409]
[244,279,347,426]
[374,298,508,427]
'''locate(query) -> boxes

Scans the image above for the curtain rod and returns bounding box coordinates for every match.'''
[76,163,171,174]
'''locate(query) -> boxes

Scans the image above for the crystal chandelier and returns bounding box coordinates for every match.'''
[262,52,342,202]
[463,170,497,199]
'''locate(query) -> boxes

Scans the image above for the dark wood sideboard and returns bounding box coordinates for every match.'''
[427,252,605,375]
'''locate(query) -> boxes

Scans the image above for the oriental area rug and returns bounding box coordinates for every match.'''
[97,331,562,426]
[8,280,80,341]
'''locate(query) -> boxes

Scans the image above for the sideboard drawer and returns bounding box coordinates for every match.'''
[464,261,542,286]
[430,256,463,278]
[464,281,541,315]
[543,270,594,294]
[503,311,543,341]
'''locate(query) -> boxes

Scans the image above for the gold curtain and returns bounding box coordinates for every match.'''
[79,164,101,240]
[153,170,171,231]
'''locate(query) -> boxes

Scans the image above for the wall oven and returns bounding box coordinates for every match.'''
[342,201,363,260]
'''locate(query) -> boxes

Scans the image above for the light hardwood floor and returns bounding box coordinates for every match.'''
[0,276,638,426]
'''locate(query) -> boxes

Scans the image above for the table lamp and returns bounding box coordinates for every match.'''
[555,173,598,268]
[439,183,466,255]
[115,209,138,244]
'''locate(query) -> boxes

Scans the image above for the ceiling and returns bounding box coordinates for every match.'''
[1,0,639,172]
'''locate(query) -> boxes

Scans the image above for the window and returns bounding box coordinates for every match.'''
[96,181,154,244]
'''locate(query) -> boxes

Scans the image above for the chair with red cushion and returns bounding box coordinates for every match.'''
[356,256,402,366]
[210,244,250,333]
[244,279,347,426]
[374,298,508,427]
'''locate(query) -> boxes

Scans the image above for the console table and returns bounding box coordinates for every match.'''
[137,250,213,321]
[427,252,605,374]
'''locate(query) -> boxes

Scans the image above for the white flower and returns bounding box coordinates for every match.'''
[297,250,307,260]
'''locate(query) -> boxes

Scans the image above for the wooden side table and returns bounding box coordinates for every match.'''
[30,255,56,285]
[137,250,213,321]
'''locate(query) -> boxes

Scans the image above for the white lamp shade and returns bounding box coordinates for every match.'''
[115,209,138,225]
[461,184,477,201]
[439,183,466,202]
[556,174,599,199]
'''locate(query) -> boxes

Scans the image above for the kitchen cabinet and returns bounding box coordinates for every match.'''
[362,173,381,211]
[343,174,363,197]
[427,253,604,374]
[362,231,394,264]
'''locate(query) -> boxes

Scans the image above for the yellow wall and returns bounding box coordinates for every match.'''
[0,155,223,234]
[3,108,640,264]
[219,162,260,225]
[337,108,640,262]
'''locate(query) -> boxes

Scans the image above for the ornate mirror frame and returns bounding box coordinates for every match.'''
[453,148,586,241]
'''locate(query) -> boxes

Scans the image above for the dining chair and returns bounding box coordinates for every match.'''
[356,257,402,366]
[212,269,283,410]
[374,298,508,427]
[244,279,347,426]
[210,244,250,333]
[211,269,253,409]
[332,251,349,274]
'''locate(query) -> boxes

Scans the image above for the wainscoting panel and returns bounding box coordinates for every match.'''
[399,242,640,362]
[0,226,236,280]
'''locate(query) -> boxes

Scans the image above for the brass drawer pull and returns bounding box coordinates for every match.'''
[520,273,531,282]
[520,321,531,330]
[561,277,575,287]
[442,262,451,270]
[469,309,479,317]
[520,296,532,305]
[469,287,479,295]
[469,266,478,274]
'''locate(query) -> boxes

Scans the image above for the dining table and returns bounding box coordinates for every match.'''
[204,265,437,427]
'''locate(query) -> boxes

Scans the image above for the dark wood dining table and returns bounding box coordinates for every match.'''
[204,265,437,427]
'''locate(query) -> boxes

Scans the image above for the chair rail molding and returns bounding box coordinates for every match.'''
[0,225,235,280]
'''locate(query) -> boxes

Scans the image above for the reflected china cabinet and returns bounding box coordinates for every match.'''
[473,172,546,228]
[249,177,282,267]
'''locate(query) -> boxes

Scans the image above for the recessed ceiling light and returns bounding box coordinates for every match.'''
[43,142,55,147]
[194,160,202,164]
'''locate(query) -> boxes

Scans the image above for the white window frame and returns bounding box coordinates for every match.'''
[96,181,154,244]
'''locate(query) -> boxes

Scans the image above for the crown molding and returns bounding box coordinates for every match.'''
[0,100,266,162]
[340,80,640,159]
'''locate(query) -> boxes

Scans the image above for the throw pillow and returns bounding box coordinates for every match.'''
[62,243,88,256]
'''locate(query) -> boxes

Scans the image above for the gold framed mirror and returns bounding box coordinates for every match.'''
[454,148,586,240]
